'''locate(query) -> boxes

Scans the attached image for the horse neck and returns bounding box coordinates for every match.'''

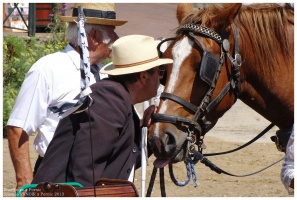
[234,6,294,129]
[238,54,294,130]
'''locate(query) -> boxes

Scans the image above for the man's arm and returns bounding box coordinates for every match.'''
[7,126,33,190]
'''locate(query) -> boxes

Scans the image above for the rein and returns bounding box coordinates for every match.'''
[153,23,242,157]
[204,123,275,156]
[148,22,282,194]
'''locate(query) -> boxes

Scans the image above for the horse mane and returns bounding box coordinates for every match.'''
[180,3,294,75]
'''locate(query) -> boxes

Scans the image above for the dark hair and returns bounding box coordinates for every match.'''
[109,72,140,84]
[109,68,156,84]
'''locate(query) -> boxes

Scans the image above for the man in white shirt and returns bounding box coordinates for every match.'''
[6,3,127,190]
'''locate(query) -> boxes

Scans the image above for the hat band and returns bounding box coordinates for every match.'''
[72,8,116,19]
[114,57,159,68]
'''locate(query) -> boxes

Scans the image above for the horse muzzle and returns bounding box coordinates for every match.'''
[148,127,188,167]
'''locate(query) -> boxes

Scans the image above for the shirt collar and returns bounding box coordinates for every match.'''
[65,44,80,70]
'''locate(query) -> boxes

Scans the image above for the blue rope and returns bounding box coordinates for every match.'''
[169,160,198,187]
[190,162,198,187]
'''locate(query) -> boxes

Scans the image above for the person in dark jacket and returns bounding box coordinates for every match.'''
[32,34,173,187]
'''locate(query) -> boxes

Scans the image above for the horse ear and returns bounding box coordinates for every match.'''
[176,3,193,24]
[211,3,242,31]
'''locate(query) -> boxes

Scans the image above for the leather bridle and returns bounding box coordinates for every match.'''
[153,23,242,157]
[147,23,286,195]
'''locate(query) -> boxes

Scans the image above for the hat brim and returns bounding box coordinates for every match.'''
[58,15,127,26]
[100,58,173,75]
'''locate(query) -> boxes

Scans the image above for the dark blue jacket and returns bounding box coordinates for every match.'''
[32,79,141,187]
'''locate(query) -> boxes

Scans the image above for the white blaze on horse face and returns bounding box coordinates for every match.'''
[154,37,193,137]
[158,37,193,114]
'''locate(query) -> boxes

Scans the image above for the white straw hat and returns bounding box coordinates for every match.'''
[101,35,173,75]
[59,3,127,26]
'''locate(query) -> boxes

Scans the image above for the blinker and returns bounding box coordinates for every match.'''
[199,51,222,86]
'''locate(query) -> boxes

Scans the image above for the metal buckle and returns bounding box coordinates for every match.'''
[235,54,242,66]
[271,135,285,152]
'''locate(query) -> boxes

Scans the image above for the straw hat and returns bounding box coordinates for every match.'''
[101,35,173,75]
[59,3,127,26]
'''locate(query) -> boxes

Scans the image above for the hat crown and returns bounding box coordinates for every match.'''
[112,35,158,67]
[59,3,127,26]
[100,34,173,75]
[73,3,115,12]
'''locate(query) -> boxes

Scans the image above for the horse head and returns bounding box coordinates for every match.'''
[148,3,294,167]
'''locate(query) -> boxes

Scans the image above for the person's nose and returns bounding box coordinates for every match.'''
[114,32,119,41]
[111,32,119,43]
[107,50,112,59]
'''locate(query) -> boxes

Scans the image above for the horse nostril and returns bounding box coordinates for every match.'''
[164,132,176,146]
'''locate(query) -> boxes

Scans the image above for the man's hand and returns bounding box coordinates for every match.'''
[142,105,157,127]
[7,126,33,191]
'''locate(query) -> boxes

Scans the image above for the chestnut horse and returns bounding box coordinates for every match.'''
[149,3,294,167]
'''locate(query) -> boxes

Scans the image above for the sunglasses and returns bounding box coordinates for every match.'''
[158,65,166,77]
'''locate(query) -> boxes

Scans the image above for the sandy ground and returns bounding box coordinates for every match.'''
[132,100,290,197]
[3,100,291,197]
[2,3,292,198]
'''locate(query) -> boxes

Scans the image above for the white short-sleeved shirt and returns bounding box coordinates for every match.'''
[7,44,105,157]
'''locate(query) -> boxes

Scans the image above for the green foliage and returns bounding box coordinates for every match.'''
[102,59,112,66]
[46,3,67,40]
[3,35,67,137]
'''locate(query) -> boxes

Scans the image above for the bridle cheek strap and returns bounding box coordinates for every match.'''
[152,23,242,153]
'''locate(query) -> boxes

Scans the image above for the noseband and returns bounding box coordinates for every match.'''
[153,23,242,157]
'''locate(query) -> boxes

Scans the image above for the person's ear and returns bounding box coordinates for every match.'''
[89,28,102,45]
[139,71,148,84]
